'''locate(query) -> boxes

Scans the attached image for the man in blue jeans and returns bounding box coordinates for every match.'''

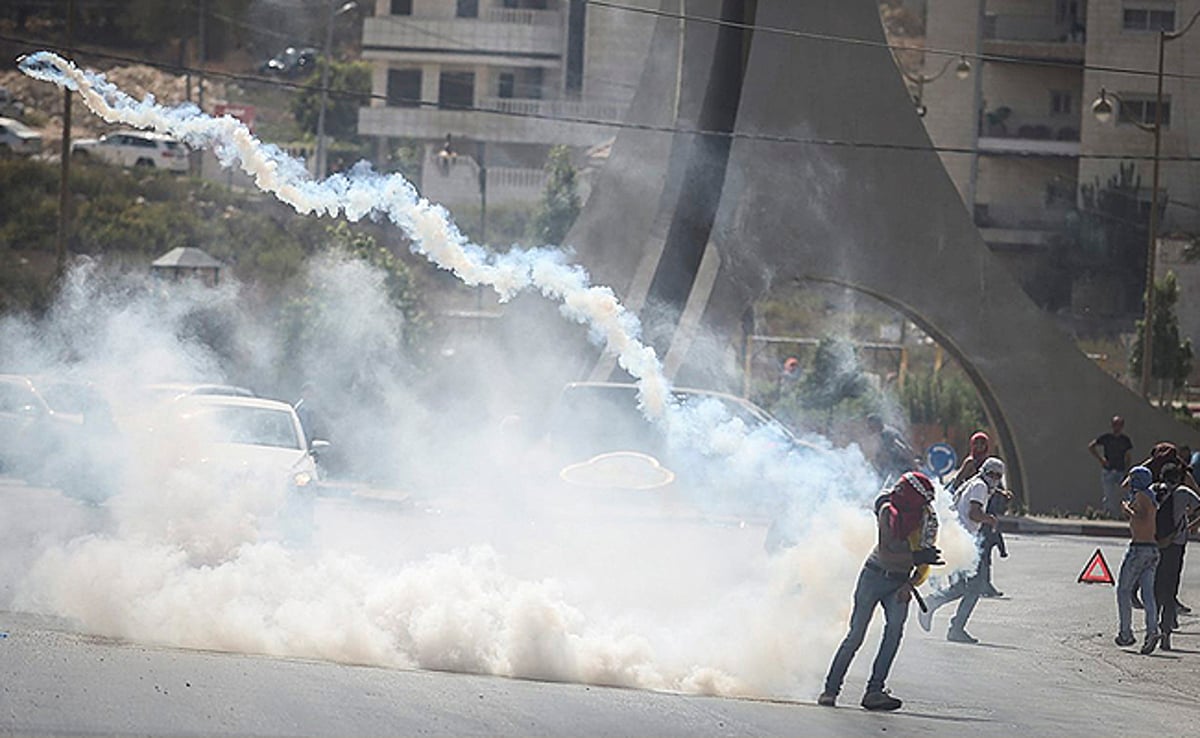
[819,472,942,711]
[1116,466,1161,654]
[918,457,1005,643]
[1088,415,1133,518]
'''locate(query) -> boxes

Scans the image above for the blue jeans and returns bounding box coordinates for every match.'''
[1117,543,1160,640]
[926,537,985,631]
[824,564,909,696]
[1100,469,1125,517]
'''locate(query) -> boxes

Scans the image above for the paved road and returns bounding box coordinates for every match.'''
[2,476,1199,736]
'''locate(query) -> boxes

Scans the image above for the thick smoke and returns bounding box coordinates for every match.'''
[2,53,980,700]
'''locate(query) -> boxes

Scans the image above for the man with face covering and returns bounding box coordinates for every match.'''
[917,456,1005,643]
[818,472,942,711]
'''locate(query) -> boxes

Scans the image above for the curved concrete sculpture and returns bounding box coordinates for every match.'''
[566,0,1199,513]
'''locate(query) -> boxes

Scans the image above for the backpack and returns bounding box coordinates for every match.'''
[1154,484,1179,547]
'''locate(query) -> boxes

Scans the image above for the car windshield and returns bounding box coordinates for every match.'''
[182,405,302,450]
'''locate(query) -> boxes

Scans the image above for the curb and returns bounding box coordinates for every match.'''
[998,516,1128,538]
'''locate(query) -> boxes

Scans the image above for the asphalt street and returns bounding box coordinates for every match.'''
[2,476,1200,736]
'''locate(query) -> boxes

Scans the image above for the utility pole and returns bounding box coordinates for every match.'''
[55,0,75,280]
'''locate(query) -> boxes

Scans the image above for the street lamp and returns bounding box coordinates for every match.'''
[315,0,358,180]
[897,54,971,117]
[1091,7,1200,399]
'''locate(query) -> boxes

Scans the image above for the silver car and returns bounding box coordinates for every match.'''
[0,117,42,156]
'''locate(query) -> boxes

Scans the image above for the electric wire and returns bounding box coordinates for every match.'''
[7,31,1200,165]
[586,0,1200,84]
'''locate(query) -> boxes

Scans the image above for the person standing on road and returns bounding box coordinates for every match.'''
[917,456,1005,643]
[1088,416,1133,518]
[866,413,919,487]
[1115,466,1161,654]
[1152,463,1200,651]
[947,431,990,497]
[818,472,943,712]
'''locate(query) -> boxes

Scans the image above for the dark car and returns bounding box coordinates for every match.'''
[260,47,319,77]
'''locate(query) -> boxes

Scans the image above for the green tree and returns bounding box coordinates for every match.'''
[291,59,372,140]
[1131,270,1194,404]
[528,145,581,245]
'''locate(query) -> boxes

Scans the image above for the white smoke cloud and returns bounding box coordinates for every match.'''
[2,52,987,703]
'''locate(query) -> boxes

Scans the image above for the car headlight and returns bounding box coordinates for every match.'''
[292,470,313,488]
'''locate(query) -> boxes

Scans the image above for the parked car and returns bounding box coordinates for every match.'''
[0,116,42,156]
[0,374,116,499]
[541,381,822,519]
[0,86,25,117]
[166,394,325,490]
[70,130,189,171]
[144,382,255,403]
[259,46,319,77]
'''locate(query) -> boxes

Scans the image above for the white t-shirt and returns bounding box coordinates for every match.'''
[956,477,989,535]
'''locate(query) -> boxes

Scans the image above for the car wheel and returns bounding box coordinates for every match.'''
[135,157,155,168]
[71,149,89,160]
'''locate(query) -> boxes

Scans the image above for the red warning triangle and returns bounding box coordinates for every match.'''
[1078,548,1115,585]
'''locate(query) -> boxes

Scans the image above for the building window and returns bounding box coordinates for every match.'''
[498,72,515,99]
[566,0,586,95]
[1050,91,1073,116]
[1122,5,1176,32]
[390,0,412,15]
[439,71,475,109]
[1118,95,1171,127]
[386,69,421,107]
[456,0,479,18]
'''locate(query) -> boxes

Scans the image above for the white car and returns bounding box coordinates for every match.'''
[168,395,323,492]
[71,130,189,171]
[0,117,42,156]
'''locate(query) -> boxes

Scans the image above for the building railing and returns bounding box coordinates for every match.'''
[974,202,1074,231]
[983,13,1085,43]
[477,96,628,124]
[981,110,1080,142]
[482,7,561,25]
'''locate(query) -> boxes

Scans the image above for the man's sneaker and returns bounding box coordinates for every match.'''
[1161,632,1172,651]
[1114,633,1136,647]
[861,691,902,711]
[947,628,979,644]
[917,607,933,632]
[817,692,836,707]
[981,587,1004,598]
[1140,633,1161,655]
[1177,599,1192,614]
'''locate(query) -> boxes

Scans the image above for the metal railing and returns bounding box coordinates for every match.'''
[477,96,628,124]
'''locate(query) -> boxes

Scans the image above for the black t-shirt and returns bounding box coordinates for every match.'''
[1094,432,1133,471]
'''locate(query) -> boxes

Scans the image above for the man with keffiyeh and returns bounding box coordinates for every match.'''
[818,472,942,711]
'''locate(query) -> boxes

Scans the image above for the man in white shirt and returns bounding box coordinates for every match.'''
[917,456,1004,643]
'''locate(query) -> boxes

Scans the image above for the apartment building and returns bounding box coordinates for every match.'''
[921,0,1200,324]
[357,0,656,213]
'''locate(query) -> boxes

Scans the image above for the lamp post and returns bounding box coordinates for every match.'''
[1092,8,1200,399]
[315,0,358,180]
[896,54,971,118]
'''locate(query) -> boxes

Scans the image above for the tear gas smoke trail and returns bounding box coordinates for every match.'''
[17,51,669,416]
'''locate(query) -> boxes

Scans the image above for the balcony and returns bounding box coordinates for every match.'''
[975,202,1073,249]
[978,111,1080,157]
[363,10,563,62]
[359,97,626,146]
[982,13,1085,63]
